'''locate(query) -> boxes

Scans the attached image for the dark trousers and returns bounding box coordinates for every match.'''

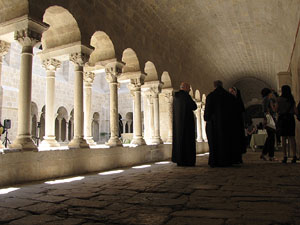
[263,128,275,157]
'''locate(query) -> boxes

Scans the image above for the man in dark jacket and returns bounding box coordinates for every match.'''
[172,82,197,166]
[204,80,235,167]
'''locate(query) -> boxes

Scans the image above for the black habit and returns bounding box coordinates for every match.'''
[204,86,235,167]
[172,90,197,166]
[231,90,246,163]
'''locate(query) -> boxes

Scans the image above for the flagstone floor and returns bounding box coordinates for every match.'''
[0,150,299,225]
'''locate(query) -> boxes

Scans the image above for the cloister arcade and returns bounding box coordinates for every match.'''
[0,5,208,152]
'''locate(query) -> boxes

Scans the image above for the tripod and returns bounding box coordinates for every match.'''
[2,129,10,148]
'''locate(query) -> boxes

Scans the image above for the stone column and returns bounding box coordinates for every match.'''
[65,121,69,142]
[149,96,155,140]
[10,29,42,150]
[0,41,10,149]
[40,58,61,147]
[84,72,96,146]
[122,119,126,133]
[163,90,173,143]
[128,80,146,145]
[152,88,163,144]
[105,62,124,146]
[57,118,62,142]
[201,104,208,142]
[68,53,89,149]
[195,102,203,142]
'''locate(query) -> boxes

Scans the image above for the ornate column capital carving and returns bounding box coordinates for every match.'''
[69,52,89,66]
[14,28,42,47]
[42,58,61,72]
[0,40,10,57]
[84,72,95,85]
[105,62,124,83]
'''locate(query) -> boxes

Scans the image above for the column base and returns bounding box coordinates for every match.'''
[196,138,203,143]
[149,137,163,145]
[68,137,90,149]
[130,137,146,146]
[40,136,60,148]
[9,136,37,151]
[85,136,96,146]
[166,136,173,143]
[106,137,122,147]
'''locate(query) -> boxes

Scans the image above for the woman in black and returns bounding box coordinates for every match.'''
[260,88,277,161]
[277,85,297,163]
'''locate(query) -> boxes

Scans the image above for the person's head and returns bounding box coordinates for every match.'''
[229,87,237,96]
[281,85,295,104]
[180,82,191,92]
[261,88,271,98]
[213,80,223,88]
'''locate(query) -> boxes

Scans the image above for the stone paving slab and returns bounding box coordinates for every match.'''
[0,150,299,224]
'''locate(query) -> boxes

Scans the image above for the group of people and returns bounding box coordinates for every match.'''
[260,85,298,163]
[172,80,299,167]
[172,81,246,167]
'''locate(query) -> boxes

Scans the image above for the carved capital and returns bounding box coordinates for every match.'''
[164,92,173,103]
[42,58,61,71]
[14,28,41,47]
[69,52,89,66]
[84,72,95,85]
[0,41,10,57]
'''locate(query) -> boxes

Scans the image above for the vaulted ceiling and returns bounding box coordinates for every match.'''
[1,0,300,105]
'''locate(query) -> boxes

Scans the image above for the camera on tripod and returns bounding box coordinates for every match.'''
[2,119,11,148]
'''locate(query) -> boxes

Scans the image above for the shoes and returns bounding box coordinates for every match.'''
[260,154,267,161]
[269,157,278,161]
[282,157,287,164]
[291,156,297,164]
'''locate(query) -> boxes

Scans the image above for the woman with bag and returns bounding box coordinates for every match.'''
[260,88,278,161]
[277,85,297,163]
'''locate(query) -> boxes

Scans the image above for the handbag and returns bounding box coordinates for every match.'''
[265,113,276,131]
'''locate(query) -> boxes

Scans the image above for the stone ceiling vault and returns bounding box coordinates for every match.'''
[1,0,300,99]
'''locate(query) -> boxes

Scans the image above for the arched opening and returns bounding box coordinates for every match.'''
[39,106,46,141]
[92,112,100,143]
[161,71,172,89]
[68,109,74,141]
[55,107,68,142]
[125,112,133,133]
[89,31,115,66]
[42,6,81,50]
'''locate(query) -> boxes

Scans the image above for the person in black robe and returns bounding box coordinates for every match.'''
[172,82,197,166]
[229,87,246,164]
[204,80,235,167]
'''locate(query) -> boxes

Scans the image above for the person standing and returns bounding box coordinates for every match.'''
[204,80,235,167]
[229,87,247,164]
[260,88,278,161]
[277,85,297,163]
[172,82,197,166]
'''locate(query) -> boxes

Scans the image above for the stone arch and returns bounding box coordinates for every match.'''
[39,106,46,141]
[55,107,68,142]
[31,102,38,141]
[161,71,172,88]
[122,48,140,73]
[144,61,158,82]
[125,112,133,133]
[202,94,206,104]
[42,6,81,50]
[189,86,194,98]
[92,112,100,142]
[195,90,201,102]
[89,31,115,65]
